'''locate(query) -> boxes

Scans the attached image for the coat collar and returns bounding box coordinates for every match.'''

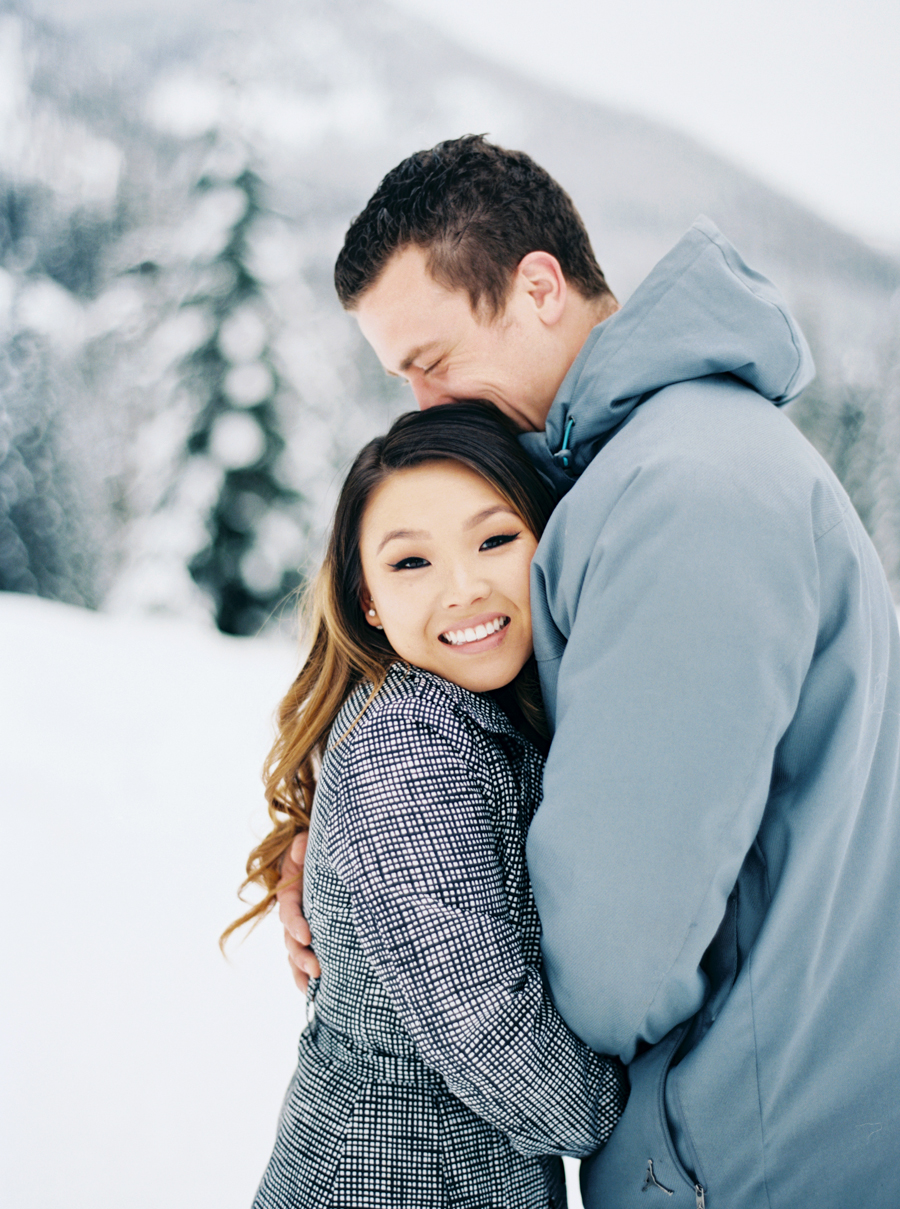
[521,216,815,495]
[373,661,522,739]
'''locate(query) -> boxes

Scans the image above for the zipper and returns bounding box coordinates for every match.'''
[663,1044,708,1209]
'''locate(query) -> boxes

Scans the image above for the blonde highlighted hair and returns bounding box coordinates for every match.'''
[222,402,557,945]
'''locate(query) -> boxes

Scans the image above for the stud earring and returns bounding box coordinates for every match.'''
[366,605,383,631]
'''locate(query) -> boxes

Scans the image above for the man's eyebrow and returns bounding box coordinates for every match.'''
[376,528,430,554]
[465,505,519,530]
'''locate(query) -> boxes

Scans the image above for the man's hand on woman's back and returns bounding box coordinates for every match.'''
[278,830,321,991]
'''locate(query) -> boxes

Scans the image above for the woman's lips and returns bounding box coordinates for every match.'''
[439,615,510,648]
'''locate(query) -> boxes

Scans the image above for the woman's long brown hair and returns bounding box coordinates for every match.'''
[222,402,557,945]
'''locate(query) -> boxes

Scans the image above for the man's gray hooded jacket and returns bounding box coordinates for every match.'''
[523,217,900,1208]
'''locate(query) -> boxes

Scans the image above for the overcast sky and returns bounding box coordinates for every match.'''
[30,0,900,251]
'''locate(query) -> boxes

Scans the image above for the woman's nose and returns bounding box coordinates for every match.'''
[441,563,489,609]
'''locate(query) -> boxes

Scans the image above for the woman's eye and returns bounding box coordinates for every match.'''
[480,532,520,551]
[389,556,430,571]
[423,358,442,376]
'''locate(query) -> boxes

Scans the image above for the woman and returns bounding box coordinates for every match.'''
[225,403,625,1208]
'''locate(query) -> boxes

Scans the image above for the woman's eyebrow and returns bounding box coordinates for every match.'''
[375,507,517,553]
[376,528,430,554]
[464,505,518,530]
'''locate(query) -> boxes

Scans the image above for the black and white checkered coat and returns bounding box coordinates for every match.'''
[253,664,625,1209]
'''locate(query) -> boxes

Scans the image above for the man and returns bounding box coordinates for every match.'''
[280,136,900,1207]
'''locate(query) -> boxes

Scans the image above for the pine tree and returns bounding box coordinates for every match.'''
[113,148,310,636]
[181,164,306,634]
[0,328,99,606]
[789,306,900,600]
[0,168,118,608]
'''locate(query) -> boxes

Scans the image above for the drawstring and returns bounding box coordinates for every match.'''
[557,417,575,469]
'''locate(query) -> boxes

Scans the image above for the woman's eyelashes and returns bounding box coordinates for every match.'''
[388,555,430,571]
[480,531,521,551]
[388,533,521,570]
[389,532,522,570]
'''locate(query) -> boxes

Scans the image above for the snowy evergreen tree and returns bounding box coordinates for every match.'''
[0,327,99,604]
[184,163,305,634]
[0,125,123,608]
[111,148,309,636]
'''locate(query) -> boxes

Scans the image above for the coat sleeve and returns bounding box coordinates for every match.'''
[526,445,821,1063]
[327,700,626,1158]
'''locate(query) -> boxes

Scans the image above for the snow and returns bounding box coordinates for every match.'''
[219,309,269,365]
[209,412,267,469]
[0,15,121,208]
[149,308,216,371]
[16,277,87,353]
[224,362,275,408]
[0,593,586,1208]
[145,72,226,139]
[173,187,249,262]
[1,594,302,1208]
[0,268,15,331]
[146,70,387,152]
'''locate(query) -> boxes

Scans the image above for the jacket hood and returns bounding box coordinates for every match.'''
[520,216,815,490]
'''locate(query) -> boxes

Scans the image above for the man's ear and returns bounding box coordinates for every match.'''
[516,251,567,327]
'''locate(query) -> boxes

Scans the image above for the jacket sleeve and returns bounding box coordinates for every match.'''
[526,444,821,1063]
[327,700,626,1158]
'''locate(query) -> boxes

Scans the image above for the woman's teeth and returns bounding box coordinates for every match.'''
[441,617,509,646]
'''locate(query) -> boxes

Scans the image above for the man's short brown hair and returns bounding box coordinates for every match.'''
[334,134,613,317]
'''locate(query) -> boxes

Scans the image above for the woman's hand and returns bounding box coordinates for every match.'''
[277,831,321,991]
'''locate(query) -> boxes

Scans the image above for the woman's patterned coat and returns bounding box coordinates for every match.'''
[253,664,625,1209]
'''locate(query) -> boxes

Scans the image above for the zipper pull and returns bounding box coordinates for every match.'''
[694,1184,706,1209]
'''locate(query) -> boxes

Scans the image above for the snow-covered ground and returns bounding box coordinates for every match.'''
[0,593,585,1208]
[1,594,303,1208]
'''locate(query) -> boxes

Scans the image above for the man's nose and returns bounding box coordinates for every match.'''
[410,376,454,411]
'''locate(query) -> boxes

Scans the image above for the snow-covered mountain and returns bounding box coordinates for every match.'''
[50,0,899,311]
[32,0,898,308]
[2,0,899,622]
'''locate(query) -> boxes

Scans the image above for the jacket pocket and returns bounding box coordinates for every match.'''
[581,1026,705,1209]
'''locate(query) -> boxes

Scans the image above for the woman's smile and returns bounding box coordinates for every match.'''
[438,613,510,648]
